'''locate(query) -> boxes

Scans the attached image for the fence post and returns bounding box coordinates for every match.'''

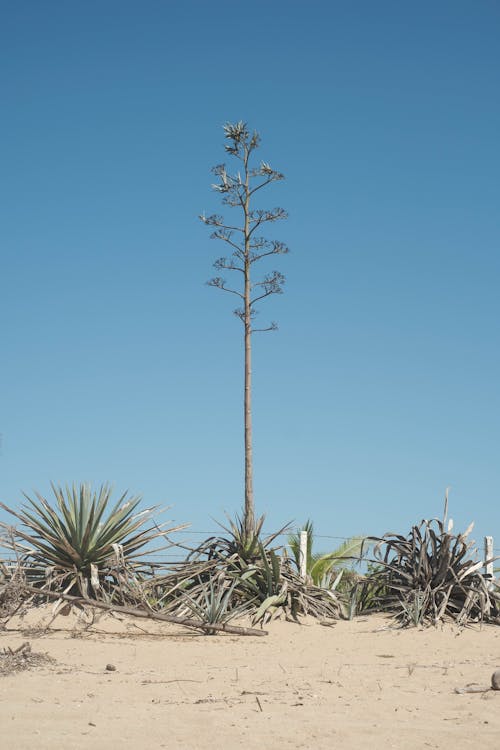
[484,536,494,582]
[299,530,308,581]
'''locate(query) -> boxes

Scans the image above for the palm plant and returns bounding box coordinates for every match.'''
[288,520,365,590]
[0,483,186,599]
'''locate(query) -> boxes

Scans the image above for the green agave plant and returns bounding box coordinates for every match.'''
[246,543,288,624]
[288,520,365,589]
[213,513,289,563]
[0,483,185,598]
[182,575,254,631]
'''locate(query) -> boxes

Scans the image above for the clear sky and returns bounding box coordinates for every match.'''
[1,1,499,551]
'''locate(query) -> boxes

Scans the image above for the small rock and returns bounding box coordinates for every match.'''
[491,670,500,690]
[105,664,116,672]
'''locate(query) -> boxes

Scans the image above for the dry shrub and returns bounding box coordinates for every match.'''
[0,642,56,676]
[144,516,346,625]
[356,502,500,626]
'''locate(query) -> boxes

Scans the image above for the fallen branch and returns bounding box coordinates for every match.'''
[455,669,500,694]
[454,685,491,694]
[19,585,268,637]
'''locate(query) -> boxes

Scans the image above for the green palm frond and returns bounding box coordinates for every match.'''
[288,521,365,588]
[310,534,365,575]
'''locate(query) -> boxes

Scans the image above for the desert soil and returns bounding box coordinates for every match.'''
[1,607,499,749]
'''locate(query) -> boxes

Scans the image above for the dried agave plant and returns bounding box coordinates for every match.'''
[143,515,346,624]
[355,498,500,626]
[0,559,26,619]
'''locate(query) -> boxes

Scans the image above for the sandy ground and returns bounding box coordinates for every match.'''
[1,607,500,750]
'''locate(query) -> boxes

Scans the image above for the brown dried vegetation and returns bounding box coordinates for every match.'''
[355,500,500,626]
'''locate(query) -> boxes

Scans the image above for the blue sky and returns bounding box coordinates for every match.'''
[1,1,499,551]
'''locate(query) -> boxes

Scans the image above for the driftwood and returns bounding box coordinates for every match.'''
[454,685,491,694]
[455,671,500,694]
[19,585,268,637]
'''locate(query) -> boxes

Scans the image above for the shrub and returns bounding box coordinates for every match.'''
[355,505,500,626]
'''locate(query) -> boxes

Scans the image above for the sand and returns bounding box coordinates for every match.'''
[1,607,500,749]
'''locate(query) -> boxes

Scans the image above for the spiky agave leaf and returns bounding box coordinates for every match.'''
[252,593,287,625]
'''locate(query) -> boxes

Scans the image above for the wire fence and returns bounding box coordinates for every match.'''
[1,525,498,563]
[144,528,500,563]
[141,529,362,561]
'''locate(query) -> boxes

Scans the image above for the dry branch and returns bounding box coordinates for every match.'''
[454,685,491,694]
[20,585,268,637]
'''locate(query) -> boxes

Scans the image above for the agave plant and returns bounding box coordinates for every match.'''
[173,515,288,620]
[182,574,254,632]
[355,500,500,626]
[0,483,186,599]
[139,512,344,624]
[205,513,288,564]
[288,520,365,590]
[226,541,288,624]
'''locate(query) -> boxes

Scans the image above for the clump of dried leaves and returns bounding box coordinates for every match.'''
[355,499,500,627]
[0,642,55,676]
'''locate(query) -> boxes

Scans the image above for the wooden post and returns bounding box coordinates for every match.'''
[484,536,494,583]
[299,530,308,581]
